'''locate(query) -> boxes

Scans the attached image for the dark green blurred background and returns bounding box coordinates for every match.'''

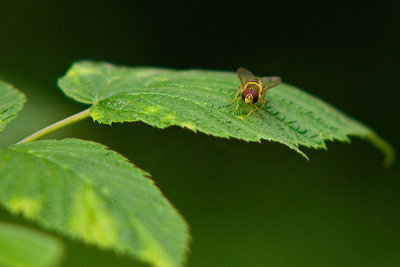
[1,0,399,266]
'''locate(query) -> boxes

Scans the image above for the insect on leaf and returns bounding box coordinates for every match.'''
[0,80,26,133]
[0,138,190,267]
[58,61,394,165]
[0,222,64,267]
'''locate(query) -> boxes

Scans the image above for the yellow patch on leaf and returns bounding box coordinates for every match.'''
[145,106,161,114]
[7,197,41,218]
[69,185,117,248]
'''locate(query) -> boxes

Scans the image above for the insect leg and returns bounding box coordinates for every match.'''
[231,85,243,102]
[233,85,244,111]
[250,100,267,119]
[247,104,259,117]
[259,99,266,110]
[234,96,241,111]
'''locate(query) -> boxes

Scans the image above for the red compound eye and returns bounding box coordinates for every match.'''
[241,89,259,103]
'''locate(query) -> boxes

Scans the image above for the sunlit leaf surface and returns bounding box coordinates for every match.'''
[58,61,393,164]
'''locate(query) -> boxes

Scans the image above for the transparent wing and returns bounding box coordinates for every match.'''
[237,67,256,85]
[259,76,281,95]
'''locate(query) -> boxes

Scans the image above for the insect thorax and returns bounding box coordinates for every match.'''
[244,80,262,91]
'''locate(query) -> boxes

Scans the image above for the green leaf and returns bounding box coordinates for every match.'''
[58,61,394,165]
[0,222,64,267]
[0,80,26,133]
[0,139,190,267]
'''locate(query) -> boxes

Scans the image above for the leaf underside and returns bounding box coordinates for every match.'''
[58,61,393,165]
[0,222,64,267]
[0,139,190,267]
[0,80,26,133]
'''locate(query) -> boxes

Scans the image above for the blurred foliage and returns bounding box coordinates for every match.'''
[1,139,189,267]
[0,222,64,267]
[0,0,399,266]
[0,81,25,133]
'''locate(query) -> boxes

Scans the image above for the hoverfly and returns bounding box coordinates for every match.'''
[232,67,281,117]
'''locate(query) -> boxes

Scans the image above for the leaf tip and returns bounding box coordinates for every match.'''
[302,152,310,161]
[364,133,395,167]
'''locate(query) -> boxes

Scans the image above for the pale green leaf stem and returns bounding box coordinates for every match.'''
[17,108,90,144]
